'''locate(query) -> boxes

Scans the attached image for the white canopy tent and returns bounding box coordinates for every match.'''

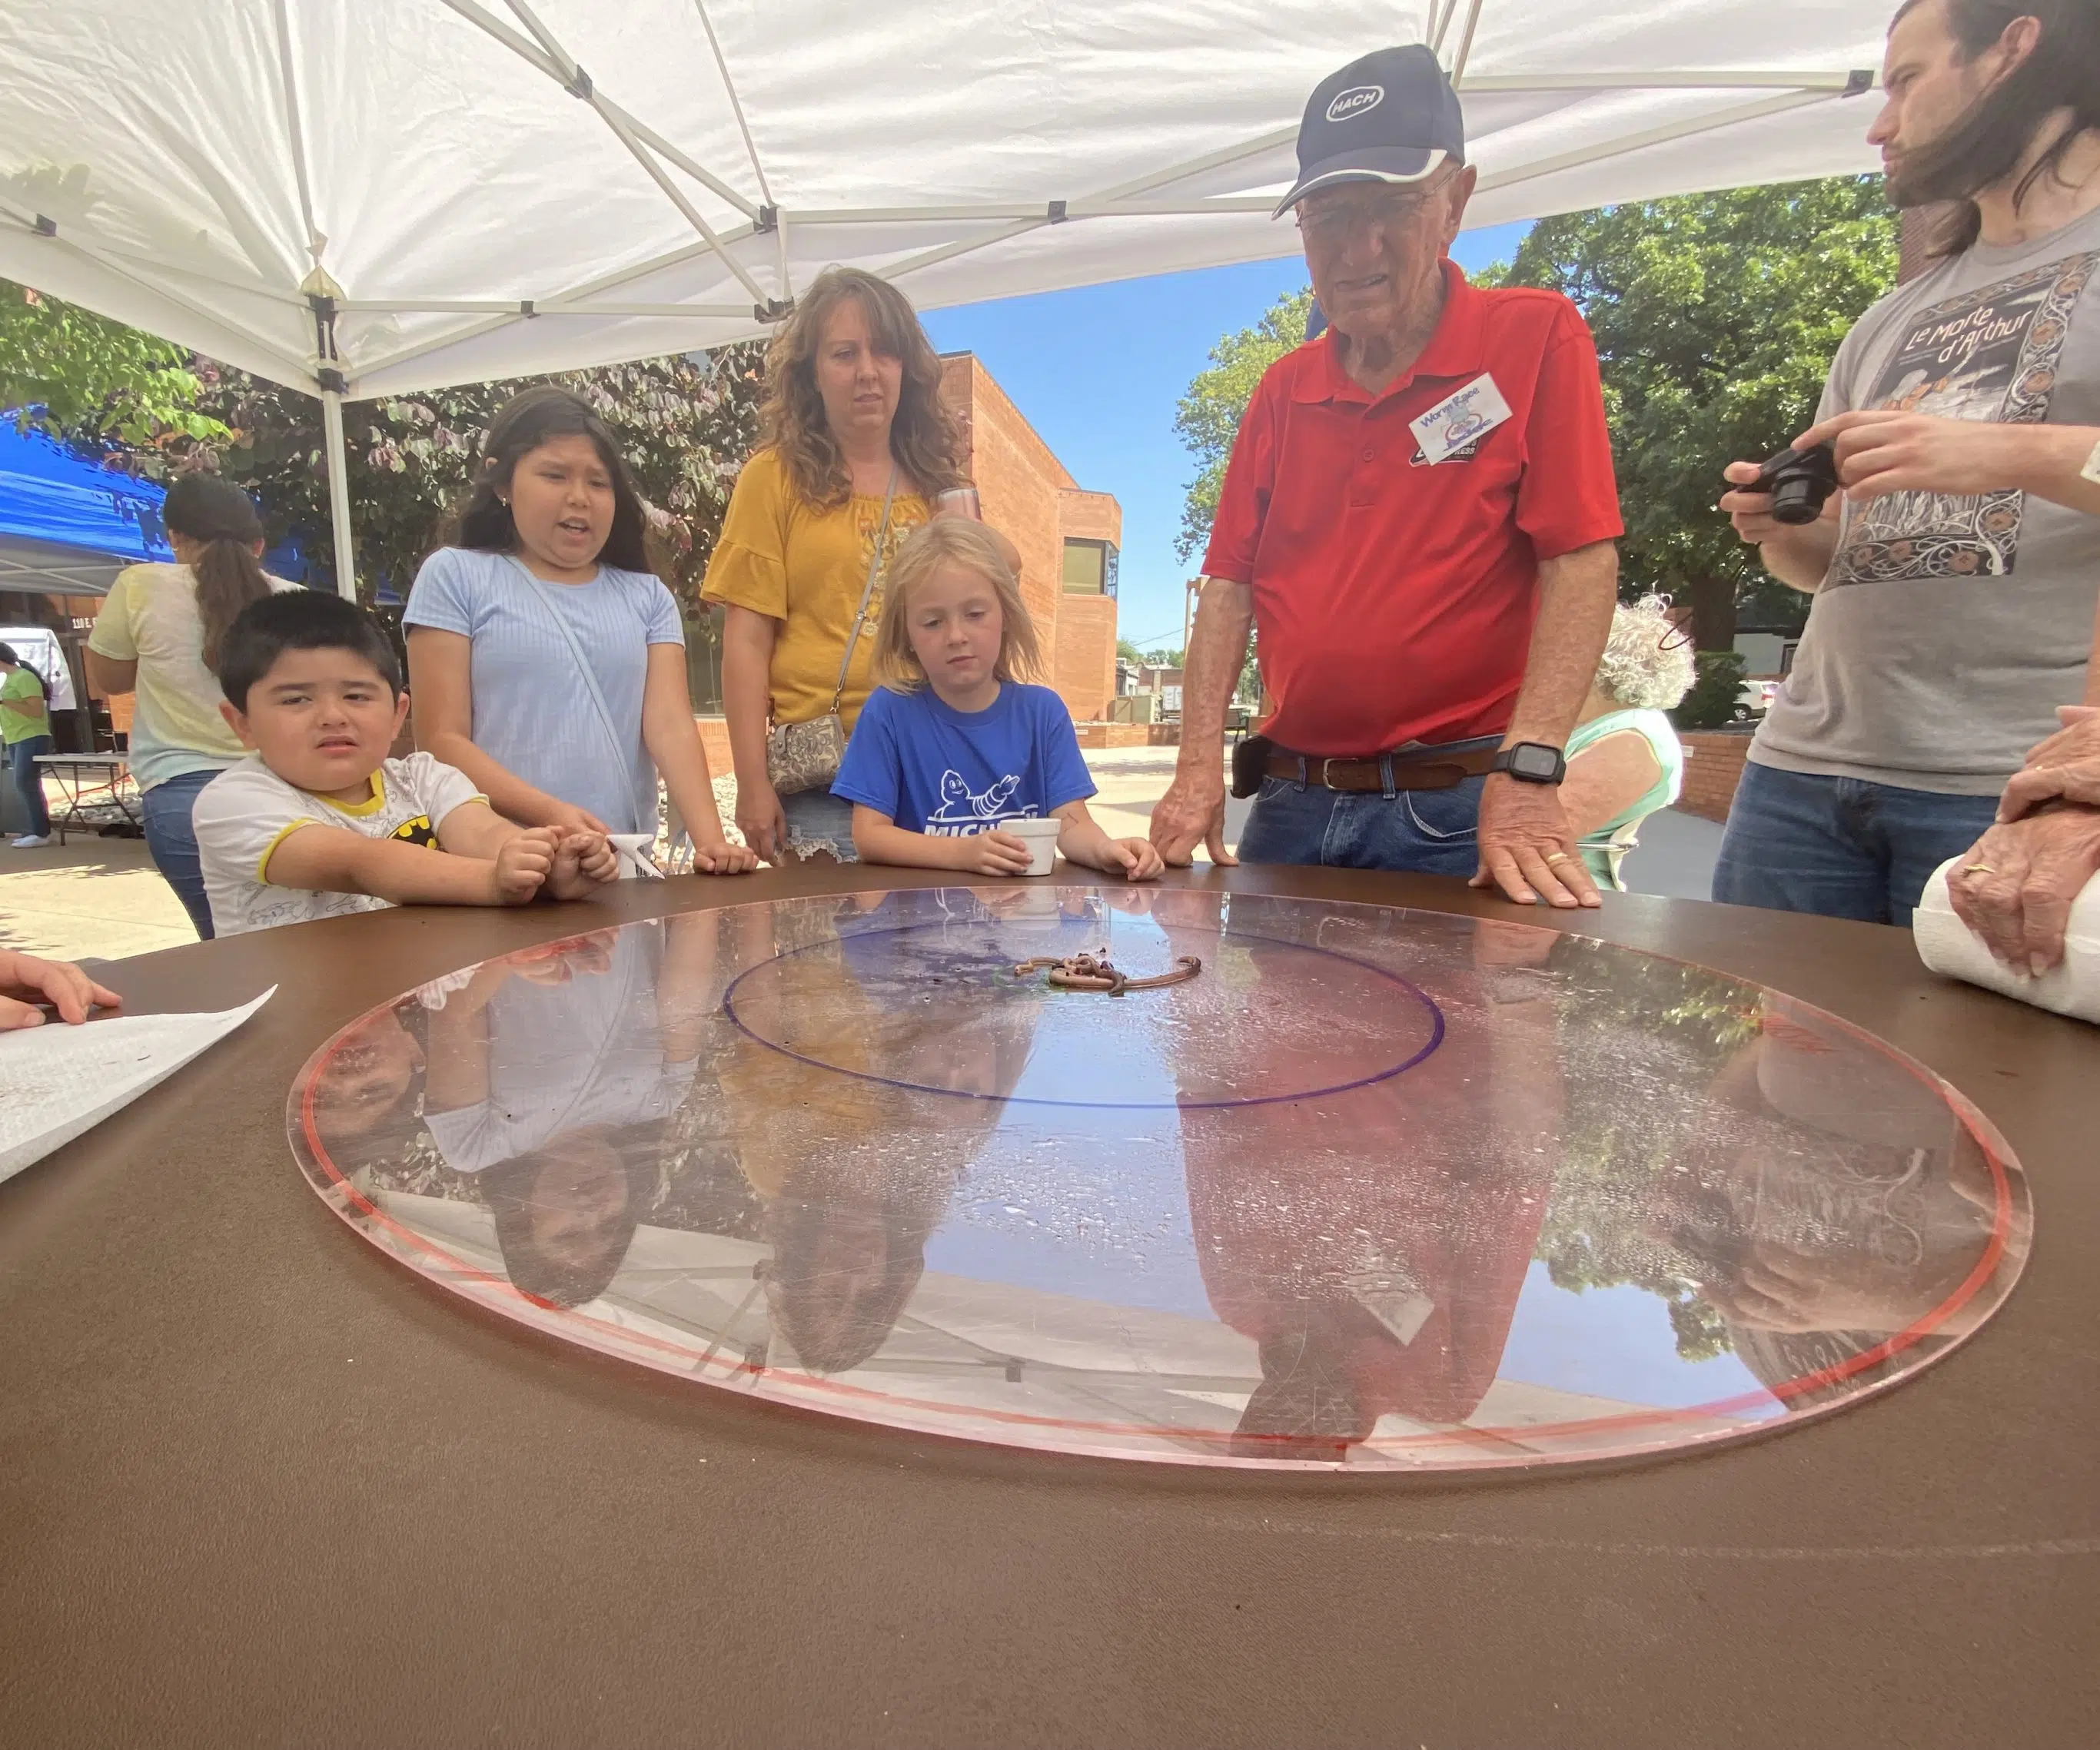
[0,1,1889,596]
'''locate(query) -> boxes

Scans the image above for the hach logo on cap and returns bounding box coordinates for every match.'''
[1325,85,1384,123]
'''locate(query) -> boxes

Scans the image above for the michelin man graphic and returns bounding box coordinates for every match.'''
[924,772,1032,836]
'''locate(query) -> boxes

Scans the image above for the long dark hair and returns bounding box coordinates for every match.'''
[760,267,967,510]
[164,474,270,676]
[0,644,47,700]
[447,387,653,573]
[1889,0,2100,256]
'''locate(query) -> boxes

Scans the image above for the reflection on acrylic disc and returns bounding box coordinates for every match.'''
[288,888,2029,1471]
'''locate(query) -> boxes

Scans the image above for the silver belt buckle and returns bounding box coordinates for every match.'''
[1319,757,1347,789]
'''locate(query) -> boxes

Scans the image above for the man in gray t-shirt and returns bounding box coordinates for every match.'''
[1713,0,2100,928]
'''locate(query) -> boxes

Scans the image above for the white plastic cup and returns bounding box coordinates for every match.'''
[1006,816,1061,876]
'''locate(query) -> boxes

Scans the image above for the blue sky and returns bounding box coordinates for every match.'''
[921,220,1532,654]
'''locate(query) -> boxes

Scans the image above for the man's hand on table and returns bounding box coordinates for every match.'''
[1469,774,1601,909]
[1149,766,1238,868]
[1998,706,2100,820]
[0,950,121,1028]
[1946,805,2100,976]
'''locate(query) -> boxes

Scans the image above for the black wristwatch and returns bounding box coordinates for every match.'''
[1490,742,1567,785]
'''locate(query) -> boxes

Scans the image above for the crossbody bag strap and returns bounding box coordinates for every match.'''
[506,556,653,830]
[823,463,898,719]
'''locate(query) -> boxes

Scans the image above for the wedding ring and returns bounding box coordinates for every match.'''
[1545,852,1571,865]
[1962,863,1995,877]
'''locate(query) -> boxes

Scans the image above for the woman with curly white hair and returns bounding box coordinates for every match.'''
[1560,595,1696,890]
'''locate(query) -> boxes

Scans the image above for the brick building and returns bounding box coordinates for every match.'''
[939,353,1122,722]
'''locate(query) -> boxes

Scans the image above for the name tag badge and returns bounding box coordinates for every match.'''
[1410,373,1514,465]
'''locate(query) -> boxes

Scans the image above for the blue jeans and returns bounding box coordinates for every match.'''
[1713,759,2001,928]
[141,769,220,940]
[782,785,859,862]
[8,735,52,837]
[1237,742,1492,876]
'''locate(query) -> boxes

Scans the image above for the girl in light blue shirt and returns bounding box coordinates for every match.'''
[404,387,753,872]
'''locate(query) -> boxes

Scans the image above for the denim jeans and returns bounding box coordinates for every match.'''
[141,769,221,940]
[1713,759,2002,928]
[782,785,859,862]
[8,735,52,837]
[1236,741,1494,876]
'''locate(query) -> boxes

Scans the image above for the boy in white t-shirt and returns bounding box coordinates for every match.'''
[194,591,616,937]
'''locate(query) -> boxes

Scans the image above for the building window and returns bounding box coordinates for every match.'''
[1062,538,1118,597]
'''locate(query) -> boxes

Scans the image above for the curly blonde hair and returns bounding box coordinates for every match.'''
[1596,595,1698,710]
[759,267,969,510]
[872,520,1043,692]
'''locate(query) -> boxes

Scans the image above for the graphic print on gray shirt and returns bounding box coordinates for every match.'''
[1753,207,2100,794]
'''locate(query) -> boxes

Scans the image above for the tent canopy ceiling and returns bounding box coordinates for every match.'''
[0,2,1889,400]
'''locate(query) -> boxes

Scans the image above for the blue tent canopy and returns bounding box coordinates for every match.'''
[0,423,344,599]
[0,422,172,597]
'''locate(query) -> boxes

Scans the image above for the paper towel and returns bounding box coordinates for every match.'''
[1912,855,2100,1024]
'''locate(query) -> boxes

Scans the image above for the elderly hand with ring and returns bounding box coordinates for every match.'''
[1944,703,2100,975]
[1947,802,2100,977]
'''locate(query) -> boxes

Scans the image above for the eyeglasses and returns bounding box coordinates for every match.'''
[1294,178,1453,247]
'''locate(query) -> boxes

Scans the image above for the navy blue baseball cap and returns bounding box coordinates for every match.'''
[1273,45,1467,218]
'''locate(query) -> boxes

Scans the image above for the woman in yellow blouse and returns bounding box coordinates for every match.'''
[702,267,971,863]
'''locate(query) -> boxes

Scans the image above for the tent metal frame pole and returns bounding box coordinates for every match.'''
[877,218,1051,285]
[269,0,324,268]
[1450,0,1487,85]
[689,0,773,205]
[1471,86,1839,198]
[494,0,774,308]
[317,384,358,604]
[0,201,317,385]
[309,295,358,604]
[434,0,759,218]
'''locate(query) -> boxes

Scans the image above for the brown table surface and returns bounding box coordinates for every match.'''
[3,865,2095,1749]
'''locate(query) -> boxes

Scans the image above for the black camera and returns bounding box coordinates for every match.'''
[1743,442,1839,525]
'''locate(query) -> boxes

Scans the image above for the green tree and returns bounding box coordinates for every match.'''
[0,280,225,448]
[1115,637,1146,663]
[175,347,765,623]
[1482,177,1898,646]
[1172,287,1312,561]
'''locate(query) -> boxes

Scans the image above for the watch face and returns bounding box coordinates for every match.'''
[1510,743,1560,781]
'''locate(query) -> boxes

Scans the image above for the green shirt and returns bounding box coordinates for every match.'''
[1566,707,1682,890]
[0,666,47,745]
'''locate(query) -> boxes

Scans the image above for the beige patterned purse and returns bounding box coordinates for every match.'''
[765,467,896,795]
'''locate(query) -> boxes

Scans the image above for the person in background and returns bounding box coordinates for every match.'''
[193,590,616,937]
[1715,0,2100,928]
[403,387,752,874]
[1149,45,1623,907]
[0,643,54,848]
[703,267,973,865]
[1560,596,1695,891]
[835,520,1164,880]
[84,475,301,936]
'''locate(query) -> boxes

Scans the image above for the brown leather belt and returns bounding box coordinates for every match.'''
[1263,744,1499,792]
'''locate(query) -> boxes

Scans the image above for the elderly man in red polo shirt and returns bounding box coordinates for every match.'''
[1151,45,1623,908]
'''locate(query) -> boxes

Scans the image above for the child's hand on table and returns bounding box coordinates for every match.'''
[0,951,121,1028]
[490,828,557,905]
[1095,836,1165,882]
[547,828,619,898]
[692,837,759,875]
[952,830,1034,878]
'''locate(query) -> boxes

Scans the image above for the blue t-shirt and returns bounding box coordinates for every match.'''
[402,548,684,835]
[832,682,1095,835]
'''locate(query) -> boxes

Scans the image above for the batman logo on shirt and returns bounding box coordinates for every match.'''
[390,815,439,849]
